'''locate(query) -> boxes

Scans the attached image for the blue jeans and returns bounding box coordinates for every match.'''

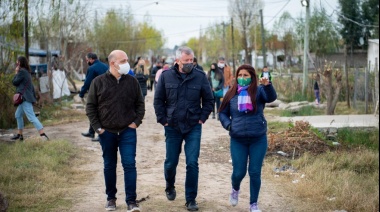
[230,135,268,204]
[314,89,320,103]
[99,128,137,203]
[15,101,43,131]
[164,124,202,202]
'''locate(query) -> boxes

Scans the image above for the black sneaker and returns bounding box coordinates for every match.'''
[185,200,199,211]
[165,187,176,201]
[81,132,95,138]
[127,201,140,212]
[105,199,116,211]
[11,134,23,141]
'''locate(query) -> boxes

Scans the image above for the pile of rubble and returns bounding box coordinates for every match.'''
[268,120,332,158]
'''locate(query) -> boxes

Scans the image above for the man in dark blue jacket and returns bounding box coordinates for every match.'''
[80,53,108,141]
[154,46,214,211]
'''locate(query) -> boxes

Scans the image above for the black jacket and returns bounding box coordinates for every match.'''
[12,68,37,103]
[154,64,214,133]
[79,60,108,98]
[86,71,145,133]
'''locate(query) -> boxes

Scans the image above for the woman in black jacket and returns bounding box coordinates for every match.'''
[11,56,49,141]
[134,58,149,100]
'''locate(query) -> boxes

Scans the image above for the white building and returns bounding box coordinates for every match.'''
[368,39,379,72]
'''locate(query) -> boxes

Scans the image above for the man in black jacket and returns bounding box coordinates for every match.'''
[154,46,214,211]
[86,50,145,212]
[80,53,108,141]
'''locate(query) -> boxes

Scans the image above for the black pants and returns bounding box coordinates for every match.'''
[89,125,95,135]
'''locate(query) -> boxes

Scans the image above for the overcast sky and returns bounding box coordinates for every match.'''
[88,0,339,49]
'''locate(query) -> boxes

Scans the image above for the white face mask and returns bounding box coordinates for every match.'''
[218,63,225,68]
[116,62,130,75]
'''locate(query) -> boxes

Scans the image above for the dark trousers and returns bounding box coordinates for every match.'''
[164,124,202,202]
[99,128,138,203]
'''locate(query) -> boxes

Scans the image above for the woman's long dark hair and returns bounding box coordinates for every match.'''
[17,56,32,73]
[207,63,222,80]
[218,64,258,113]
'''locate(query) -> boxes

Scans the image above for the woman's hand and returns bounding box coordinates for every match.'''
[259,77,270,86]
[15,65,20,74]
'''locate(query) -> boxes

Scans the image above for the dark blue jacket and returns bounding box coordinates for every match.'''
[12,68,37,103]
[219,84,277,138]
[79,60,108,98]
[154,64,214,134]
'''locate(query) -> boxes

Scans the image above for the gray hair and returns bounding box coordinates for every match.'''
[175,46,194,59]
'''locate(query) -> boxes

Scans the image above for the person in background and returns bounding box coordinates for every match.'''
[150,60,163,92]
[11,56,49,141]
[193,57,204,71]
[207,63,224,119]
[80,52,108,142]
[134,58,149,100]
[314,74,320,105]
[154,46,214,211]
[154,63,170,89]
[86,50,145,212]
[218,57,234,96]
[259,66,272,82]
[218,64,277,212]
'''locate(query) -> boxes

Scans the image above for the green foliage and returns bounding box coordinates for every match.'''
[0,140,82,211]
[280,105,325,117]
[338,0,363,48]
[337,127,379,150]
[295,7,341,57]
[0,73,17,128]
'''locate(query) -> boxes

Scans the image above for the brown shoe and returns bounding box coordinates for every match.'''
[105,199,116,211]
[127,201,140,212]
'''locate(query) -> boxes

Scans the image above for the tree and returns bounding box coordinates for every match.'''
[361,0,379,42]
[228,0,263,64]
[319,61,343,115]
[338,0,362,64]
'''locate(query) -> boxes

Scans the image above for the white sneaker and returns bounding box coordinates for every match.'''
[229,188,239,206]
[250,203,261,212]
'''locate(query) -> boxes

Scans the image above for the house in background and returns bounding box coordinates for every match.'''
[368,39,379,72]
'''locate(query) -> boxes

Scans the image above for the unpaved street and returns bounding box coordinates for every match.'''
[15,90,293,212]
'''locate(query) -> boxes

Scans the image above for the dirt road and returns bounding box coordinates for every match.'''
[14,90,293,212]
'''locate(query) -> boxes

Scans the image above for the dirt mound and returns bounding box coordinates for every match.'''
[268,121,331,158]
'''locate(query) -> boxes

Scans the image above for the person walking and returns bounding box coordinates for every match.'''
[79,52,108,142]
[134,58,149,100]
[218,64,277,212]
[154,46,214,211]
[80,53,108,141]
[314,74,320,105]
[207,63,224,119]
[150,60,163,91]
[193,57,204,72]
[11,56,49,141]
[259,66,272,82]
[217,57,234,96]
[86,50,145,212]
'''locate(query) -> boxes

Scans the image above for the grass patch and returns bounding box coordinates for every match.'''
[34,103,87,127]
[337,127,379,150]
[0,139,89,211]
[265,150,379,212]
[280,105,325,117]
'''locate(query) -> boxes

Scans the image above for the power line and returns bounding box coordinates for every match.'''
[264,0,291,25]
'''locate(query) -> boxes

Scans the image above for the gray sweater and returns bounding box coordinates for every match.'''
[12,68,37,103]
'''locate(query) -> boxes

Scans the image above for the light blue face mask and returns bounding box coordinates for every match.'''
[237,77,251,86]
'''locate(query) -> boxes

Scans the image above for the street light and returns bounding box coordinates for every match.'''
[301,0,310,95]
[301,0,309,7]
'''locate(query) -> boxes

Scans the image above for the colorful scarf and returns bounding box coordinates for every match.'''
[237,85,253,112]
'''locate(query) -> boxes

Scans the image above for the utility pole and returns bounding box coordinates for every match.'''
[260,9,266,67]
[301,0,310,95]
[222,22,227,60]
[231,18,236,75]
[24,0,29,59]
